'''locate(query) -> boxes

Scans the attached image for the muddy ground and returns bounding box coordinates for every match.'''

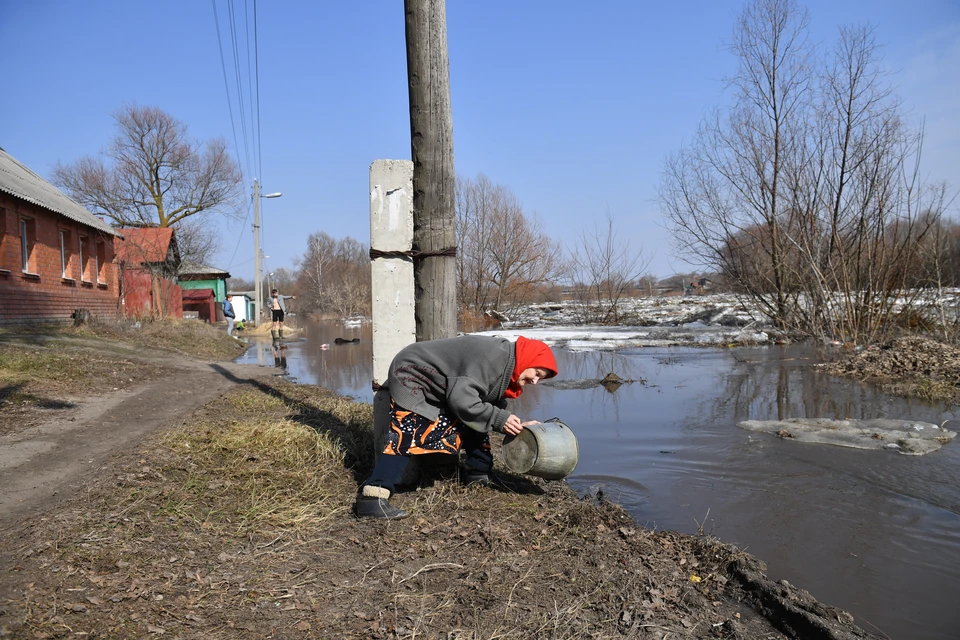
[820,335,960,403]
[0,323,896,639]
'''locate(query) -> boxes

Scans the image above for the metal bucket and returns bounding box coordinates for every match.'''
[501,418,579,480]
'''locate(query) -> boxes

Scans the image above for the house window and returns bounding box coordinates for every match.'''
[20,217,36,274]
[60,229,73,279]
[79,235,91,283]
[0,208,7,273]
[96,240,107,284]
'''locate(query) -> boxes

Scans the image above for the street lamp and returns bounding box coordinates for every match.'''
[253,179,281,325]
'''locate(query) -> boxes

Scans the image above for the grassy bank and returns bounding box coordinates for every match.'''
[0,319,246,434]
[0,370,876,639]
[0,318,247,363]
[240,322,301,338]
[820,335,960,403]
[73,318,250,361]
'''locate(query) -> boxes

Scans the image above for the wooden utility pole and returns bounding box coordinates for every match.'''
[404,0,457,341]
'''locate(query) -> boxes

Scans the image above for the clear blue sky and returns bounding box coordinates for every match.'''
[2,1,958,280]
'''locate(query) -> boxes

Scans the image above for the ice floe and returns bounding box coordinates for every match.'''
[737,418,958,455]
[474,293,771,349]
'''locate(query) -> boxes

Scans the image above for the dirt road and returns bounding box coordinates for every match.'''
[0,340,270,532]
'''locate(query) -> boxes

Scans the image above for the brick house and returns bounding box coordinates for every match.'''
[0,147,121,325]
[115,227,184,319]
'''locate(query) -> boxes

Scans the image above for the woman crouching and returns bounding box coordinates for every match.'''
[354,335,558,519]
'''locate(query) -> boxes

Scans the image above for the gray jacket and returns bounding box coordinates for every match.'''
[387,336,516,434]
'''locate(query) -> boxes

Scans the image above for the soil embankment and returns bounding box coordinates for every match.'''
[821,335,960,403]
[0,325,881,639]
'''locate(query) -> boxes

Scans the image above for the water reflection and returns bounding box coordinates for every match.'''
[233,325,960,640]
[272,341,288,370]
[710,345,938,423]
[235,320,374,401]
[538,345,960,640]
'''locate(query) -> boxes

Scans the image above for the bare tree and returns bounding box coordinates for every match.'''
[54,104,243,263]
[174,217,220,266]
[567,212,650,324]
[330,237,370,318]
[296,231,337,313]
[659,0,947,342]
[295,232,370,318]
[487,200,562,315]
[661,0,813,329]
[227,277,254,291]
[455,174,496,314]
[455,174,564,317]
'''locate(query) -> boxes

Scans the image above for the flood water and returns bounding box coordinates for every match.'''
[236,320,960,640]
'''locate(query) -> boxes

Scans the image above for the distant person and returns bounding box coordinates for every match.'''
[353,335,559,519]
[267,288,294,341]
[223,295,236,336]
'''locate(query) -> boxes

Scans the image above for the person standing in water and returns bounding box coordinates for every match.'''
[353,335,558,519]
[268,288,289,342]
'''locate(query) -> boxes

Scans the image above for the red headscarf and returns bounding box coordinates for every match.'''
[505,336,558,398]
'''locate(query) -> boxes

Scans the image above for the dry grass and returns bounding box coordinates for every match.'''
[159,384,374,532]
[821,335,960,403]
[73,317,247,360]
[0,318,243,435]
[0,343,148,426]
[241,322,302,337]
[883,377,959,403]
[0,345,121,387]
[0,316,246,361]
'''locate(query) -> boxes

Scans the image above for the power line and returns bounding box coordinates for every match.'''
[252,0,269,264]
[254,0,263,184]
[212,0,268,273]
[227,0,252,180]
[211,0,246,186]
[244,0,260,183]
[213,0,255,270]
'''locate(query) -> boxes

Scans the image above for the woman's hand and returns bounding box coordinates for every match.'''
[504,416,540,436]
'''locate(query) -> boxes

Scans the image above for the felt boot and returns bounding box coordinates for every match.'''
[353,486,407,519]
[463,469,508,490]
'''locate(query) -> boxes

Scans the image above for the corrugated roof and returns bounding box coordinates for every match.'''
[179,262,231,278]
[0,147,121,237]
[116,227,177,265]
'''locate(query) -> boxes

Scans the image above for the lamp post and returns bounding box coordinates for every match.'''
[253,179,282,325]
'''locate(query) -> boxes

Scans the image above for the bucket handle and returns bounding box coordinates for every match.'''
[541,417,573,434]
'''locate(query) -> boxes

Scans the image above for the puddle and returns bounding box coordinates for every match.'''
[237,322,960,640]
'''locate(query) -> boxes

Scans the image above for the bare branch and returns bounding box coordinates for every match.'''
[52,104,243,265]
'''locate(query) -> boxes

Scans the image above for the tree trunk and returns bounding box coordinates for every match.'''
[405,0,457,341]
